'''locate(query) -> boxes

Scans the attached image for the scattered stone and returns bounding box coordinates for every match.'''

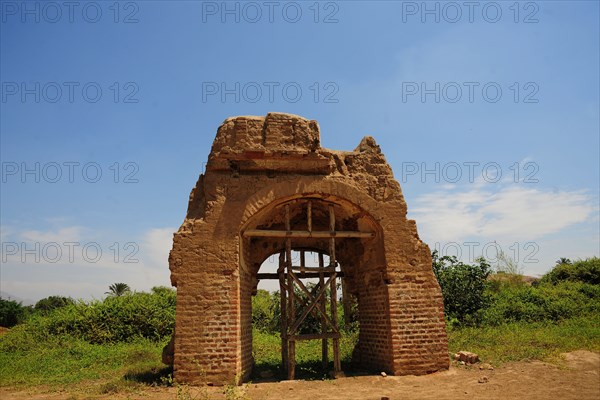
[381,372,387,377]
[478,376,489,384]
[455,351,479,364]
[459,361,465,365]
[479,363,494,370]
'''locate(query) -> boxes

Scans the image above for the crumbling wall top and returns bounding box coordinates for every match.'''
[211,112,320,156]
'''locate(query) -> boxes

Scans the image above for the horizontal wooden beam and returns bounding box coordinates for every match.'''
[244,229,374,238]
[291,265,336,272]
[257,272,344,280]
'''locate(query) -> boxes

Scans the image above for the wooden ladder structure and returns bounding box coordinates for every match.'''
[248,200,374,379]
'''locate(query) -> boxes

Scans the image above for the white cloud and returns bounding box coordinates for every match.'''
[411,185,596,243]
[140,227,175,270]
[2,224,176,301]
[19,226,82,243]
[0,225,13,242]
[409,184,598,276]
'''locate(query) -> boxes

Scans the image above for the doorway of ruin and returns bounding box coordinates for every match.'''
[240,195,392,380]
[253,249,343,380]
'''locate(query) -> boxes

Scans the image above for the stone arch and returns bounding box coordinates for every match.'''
[168,113,449,385]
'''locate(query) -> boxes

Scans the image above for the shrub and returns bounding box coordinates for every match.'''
[482,280,600,325]
[252,289,278,333]
[0,298,29,327]
[432,251,492,325]
[541,257,600,285]
[34,296,74,314]
[4,289,176,345]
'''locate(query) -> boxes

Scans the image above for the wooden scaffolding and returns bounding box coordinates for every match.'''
[247,200,374,379]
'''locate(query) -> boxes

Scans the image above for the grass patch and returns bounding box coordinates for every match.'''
[4,317,597,392]
[0,332,170,393]
[448,315,600,364]
[252,328,358,379]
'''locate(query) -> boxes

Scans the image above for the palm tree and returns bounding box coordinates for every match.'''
[556,258,572,265]
[105,283,131,297]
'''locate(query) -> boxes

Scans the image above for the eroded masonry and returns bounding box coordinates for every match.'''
[167,113,449,384]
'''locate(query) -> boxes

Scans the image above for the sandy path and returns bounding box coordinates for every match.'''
[1,351,598,400]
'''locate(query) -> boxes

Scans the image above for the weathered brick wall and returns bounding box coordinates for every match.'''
[239,258,254,381]
[168,113,449,385]
[352,271,394,371]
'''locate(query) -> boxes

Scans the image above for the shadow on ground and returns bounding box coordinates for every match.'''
[124,365,173,385]
[251,360,372,383]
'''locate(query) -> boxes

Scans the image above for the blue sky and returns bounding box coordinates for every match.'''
[1,0,598,303]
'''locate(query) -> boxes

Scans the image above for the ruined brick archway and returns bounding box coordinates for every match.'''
[168,113,449,385]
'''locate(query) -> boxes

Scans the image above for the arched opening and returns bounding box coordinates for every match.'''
[239,195,394,381]
[251,250,357,380]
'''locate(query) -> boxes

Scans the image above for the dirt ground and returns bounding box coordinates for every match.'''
[1,351,598,400]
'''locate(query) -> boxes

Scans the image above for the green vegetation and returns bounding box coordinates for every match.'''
[540,257,600,285]
[0,257,598,395]
[252,328,357,379]
[0,334,169,389]
[448,315,600,364]
[432,251,492,325]
[0,298,28,327]
[0,285,174,393]
[34,295,74,314]
[1,286,175,346]
[483,279,600,325]
[105,282,132,297]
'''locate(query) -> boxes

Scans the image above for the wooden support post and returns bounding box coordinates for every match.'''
[300,251,305,278]
[285,204,295,380]
[331,275,341,373]
[328,204,341,373]
[328,205,336,263]
[307,201,312,233]
[319,252,328,371]
[278,251,288,371]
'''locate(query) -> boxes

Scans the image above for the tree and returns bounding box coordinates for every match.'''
[150,286,175,296]
[105,283,131,297]
[432,250,492,325]
[542,257,599,285]
[252,289,278,333]
[34,296,74,313]
[556,257,572,266]
[496,248,523,275]
[0,298,28,327]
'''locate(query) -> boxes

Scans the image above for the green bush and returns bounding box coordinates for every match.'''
[252,289,279,333]
[34,296,74,314]
[482,280,600,325]
[432,251,492,325]
[541,257,600,285]
[2,288,176,346]
[0,298,29,328]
